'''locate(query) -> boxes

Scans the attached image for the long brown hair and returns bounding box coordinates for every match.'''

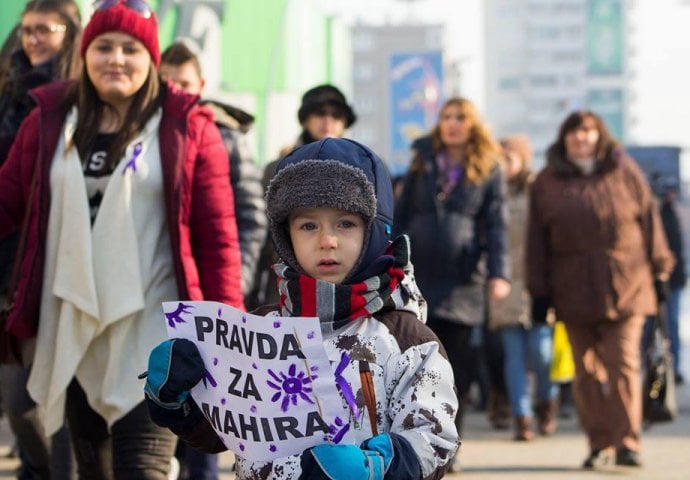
[24,0,81,78]
[427,97,501,184]
[0,0,82,92]
[69,62,163,169]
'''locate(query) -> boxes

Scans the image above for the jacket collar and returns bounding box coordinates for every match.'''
[546,146,622,178]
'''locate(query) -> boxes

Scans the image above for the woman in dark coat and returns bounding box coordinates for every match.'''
[527,110,674,470]
[394,97,510,451]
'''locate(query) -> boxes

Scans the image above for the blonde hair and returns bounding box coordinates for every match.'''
[430,97,501,184]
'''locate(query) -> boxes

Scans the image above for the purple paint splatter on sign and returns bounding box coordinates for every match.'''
[252,363,258,370]
[217,308,222,318]
[164,303,194,328]
[273,320,281,328]
[326,416,350,444]
[334,352,359,418]
[202,369,217,388]
[269,445,277,452]
[242,316,247,323]
[221,398,226,405]
[213,357,219,366]
[250,405,257,413]
[239,444,245,451]
[307,331,316,340]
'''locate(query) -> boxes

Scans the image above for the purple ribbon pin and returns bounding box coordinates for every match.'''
[123,142,143,174]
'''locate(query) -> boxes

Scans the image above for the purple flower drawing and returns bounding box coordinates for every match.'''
[164,302,194,328]
[267,364,315,412]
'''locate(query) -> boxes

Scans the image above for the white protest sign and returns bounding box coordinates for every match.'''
[162,301,354,461]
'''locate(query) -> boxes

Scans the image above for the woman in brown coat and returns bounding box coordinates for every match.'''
[526,111,674,470]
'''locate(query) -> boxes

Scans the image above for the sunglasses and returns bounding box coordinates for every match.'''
[17,23,67,40]
[93,0,153,19]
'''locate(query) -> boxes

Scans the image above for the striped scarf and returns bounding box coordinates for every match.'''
[275,236,416,334]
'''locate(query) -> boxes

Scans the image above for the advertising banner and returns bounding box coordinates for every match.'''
[389,51,443,176]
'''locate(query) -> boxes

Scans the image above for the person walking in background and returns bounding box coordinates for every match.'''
[160,41,267,306]
[489,135,558,441]
[644,174,687,385]
[527,110,674,470]
[159,40,268,480]
[0,1,82,478]
[394,97,511,469]
[247,84,357,310]
[0,1,244,477]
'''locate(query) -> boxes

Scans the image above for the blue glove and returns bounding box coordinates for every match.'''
[299,433,394,480]
[143,338,206,429]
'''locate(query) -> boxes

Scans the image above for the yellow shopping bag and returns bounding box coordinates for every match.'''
[550,321,575,383]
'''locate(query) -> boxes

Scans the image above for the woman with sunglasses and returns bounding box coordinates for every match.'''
[0,0,81,166]
[0,1,244,478]
[0,1,82,479]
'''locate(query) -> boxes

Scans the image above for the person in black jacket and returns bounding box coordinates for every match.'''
[645,175,687,384]
[394,97,510,469]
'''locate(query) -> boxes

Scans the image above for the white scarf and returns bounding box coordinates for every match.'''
[28,107,177,435]
[572,157,596,175]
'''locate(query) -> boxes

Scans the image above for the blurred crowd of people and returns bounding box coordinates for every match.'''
[0,0,686,479]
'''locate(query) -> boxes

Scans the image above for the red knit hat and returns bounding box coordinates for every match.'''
[80,3,160,66]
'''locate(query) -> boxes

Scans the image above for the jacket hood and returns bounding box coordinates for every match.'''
[267,137,395,283]
[200,99,254,133]
[546,143,622,177]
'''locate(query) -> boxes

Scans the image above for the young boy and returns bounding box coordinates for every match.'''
[144,138,459,479]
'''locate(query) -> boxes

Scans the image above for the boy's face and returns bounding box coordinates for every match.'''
[159,60,205,95]
[288,206,365,284]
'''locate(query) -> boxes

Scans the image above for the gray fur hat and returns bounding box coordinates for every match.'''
[266,137,394,283]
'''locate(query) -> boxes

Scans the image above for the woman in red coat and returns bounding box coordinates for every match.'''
[527,110,674,470]
[0,2,243,478]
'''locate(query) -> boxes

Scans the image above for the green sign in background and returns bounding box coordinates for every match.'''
[586,0,624,75]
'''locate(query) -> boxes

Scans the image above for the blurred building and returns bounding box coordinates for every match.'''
[350,24,444,176]
[484,0,632,168]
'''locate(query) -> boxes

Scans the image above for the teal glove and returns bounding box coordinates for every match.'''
[143,338,206,428]
[299,433,394,480]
